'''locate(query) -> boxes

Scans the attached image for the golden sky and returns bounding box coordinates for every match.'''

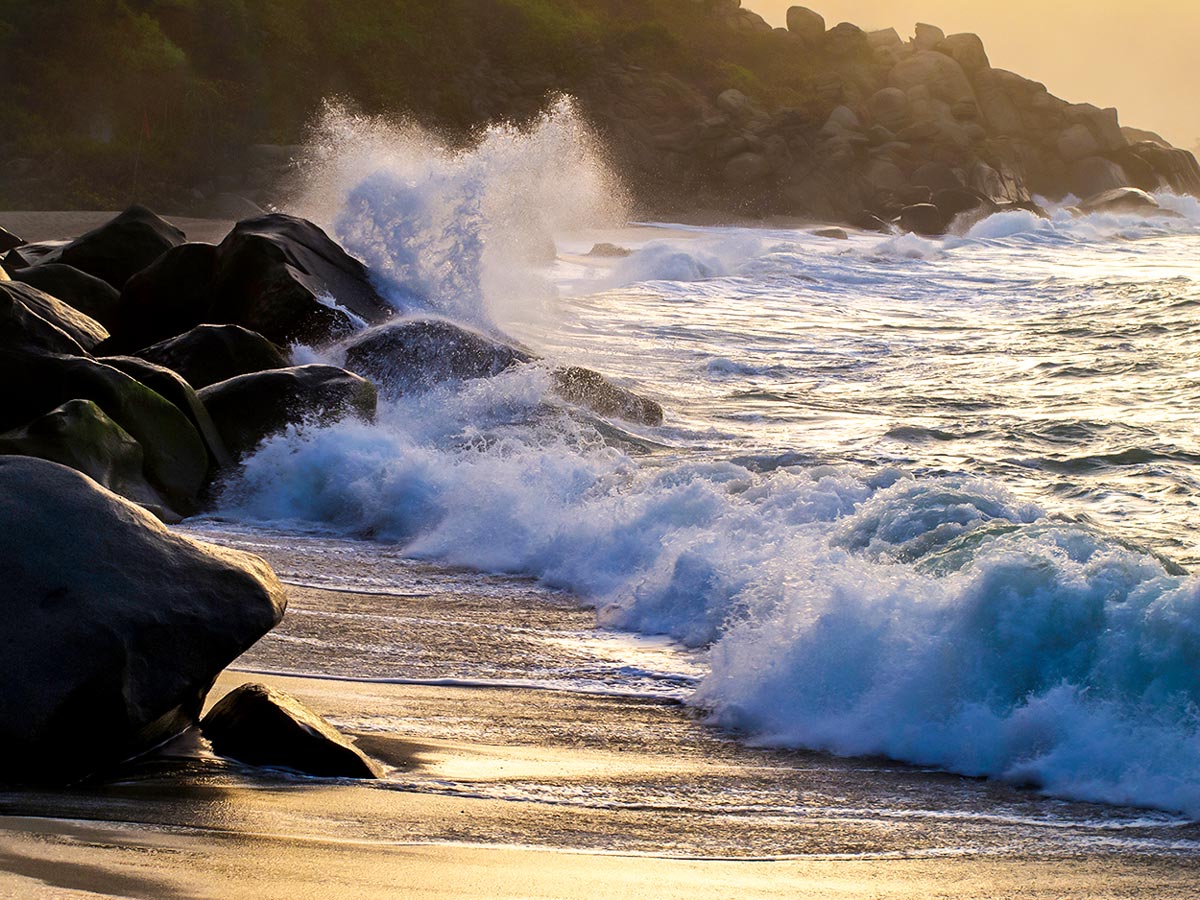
[745,1,1199,149]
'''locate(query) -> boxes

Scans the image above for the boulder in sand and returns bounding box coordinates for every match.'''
[52,205,186,290]
[10,264,121,331]
[202,683,381,779]
[0,457,286,783]
[199,364,377,457]
[133,324,291,390]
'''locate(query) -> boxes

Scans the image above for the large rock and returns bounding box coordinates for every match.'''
[866,88,911,131]
[199,364,377,457]
[0,226,23,254]
[99,356,233,469]
[1112,142,1200,196]
[207,214,395,346]
[913,22,945,50]
[0,457,287,783]
[53,206,186,290]
[110,242,220,352]
[10,265,121,331]
[201,683,381,778]
[936,33,990,72]
[1,287,89,357]
[551,366,664,427]
[785,6,824,42]
[899,203,950,236]
[1069,157,1129,199]
[342,319,531,399]
[889,51,976,107]
[1057,123,1103,162]
[0,352,210,514]
[133,324,291,390]
[0,281,108,352]
[0,400,172,518]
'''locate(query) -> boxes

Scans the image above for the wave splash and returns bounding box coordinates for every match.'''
[292,98,626,330]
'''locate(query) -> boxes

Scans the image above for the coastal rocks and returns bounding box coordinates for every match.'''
[913,22,945,51]
[0,352,210,515]
[110,242,219,351]
[899,203,948,236]
[551,366,664,427]
[0,457,286,783]
[1,285,90,356]
[201,683,381,779]
[889,52,975,107]
[342,319,531,398]
[1077,187,1161,215]
[1069,157,1129,199]
[1,281,108,352]
[10,264,121,331]
[0,226,23,254]
[936,33,990,72]
[206,215,394,346]
[133,324,291,390]
[0,400,172,518]
[198,364,377,457]
[53,206,186,290]
[785,6,825,43]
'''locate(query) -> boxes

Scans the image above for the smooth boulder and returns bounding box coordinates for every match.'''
[10,264,121,330]
[1077,187,1161,215]
[109,242,220,351]
[1,281,108,352]
[1,287,89,356]
[899,203,949,236]
[0,351,210,514]
[0,457,287,783]
[53,205,186,290]
[207,214,394,346]
[342,319,530,398]
[199,364,377,457]
[100,355,233,468]
[202,683,381,778]
[134,324,291,390]
[0,226,23,254]
[0,399,173,519]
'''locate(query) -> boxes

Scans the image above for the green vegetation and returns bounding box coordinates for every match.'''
[0,0,825,208]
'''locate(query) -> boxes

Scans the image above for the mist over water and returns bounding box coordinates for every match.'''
[212,106,1200,818]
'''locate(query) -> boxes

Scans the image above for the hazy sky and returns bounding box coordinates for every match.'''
[745,1,1199,149]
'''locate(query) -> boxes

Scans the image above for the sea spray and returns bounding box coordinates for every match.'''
[291,98,627,330]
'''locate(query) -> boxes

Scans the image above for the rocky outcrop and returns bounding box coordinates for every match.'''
[132,324,291,390]
[1,281,108,352]
[551,366,664,427]
[201,683,381,778]
[0,457,286,783]
[1077,187,1162,215]
[198,364,378,457]
[785,6,825,43]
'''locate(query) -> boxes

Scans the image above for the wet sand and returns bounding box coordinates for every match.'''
[0,211,235,244]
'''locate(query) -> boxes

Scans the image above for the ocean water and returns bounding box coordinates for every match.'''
[196,104,1200,823]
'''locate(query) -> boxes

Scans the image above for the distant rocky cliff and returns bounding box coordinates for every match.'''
[3,0,1197,226]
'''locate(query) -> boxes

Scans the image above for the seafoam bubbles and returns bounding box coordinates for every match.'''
[290,98,628,331]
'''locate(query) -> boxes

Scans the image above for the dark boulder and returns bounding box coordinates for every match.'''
[0,352,210,514]
[207,214,395,346]
[0,226,23,254]
[10,264,121,330]
[134,324,290,390]
[910,162,964,192]
[54,205,186,290]
[933,187,992,220]
[0,399,173,519]
[108,242,220,351]
[899,203,950,236]
[342,319,531,398]
[1,281,108,352]
[99,356,233,468]
[201,683,381,779]
[1111,142,1200,196]
[0,457,287,783]
[199,364,377,457]
[1077,187,1161,215]
[2,248,30,274]
[1,288,89,357]
[551,366,664,427]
